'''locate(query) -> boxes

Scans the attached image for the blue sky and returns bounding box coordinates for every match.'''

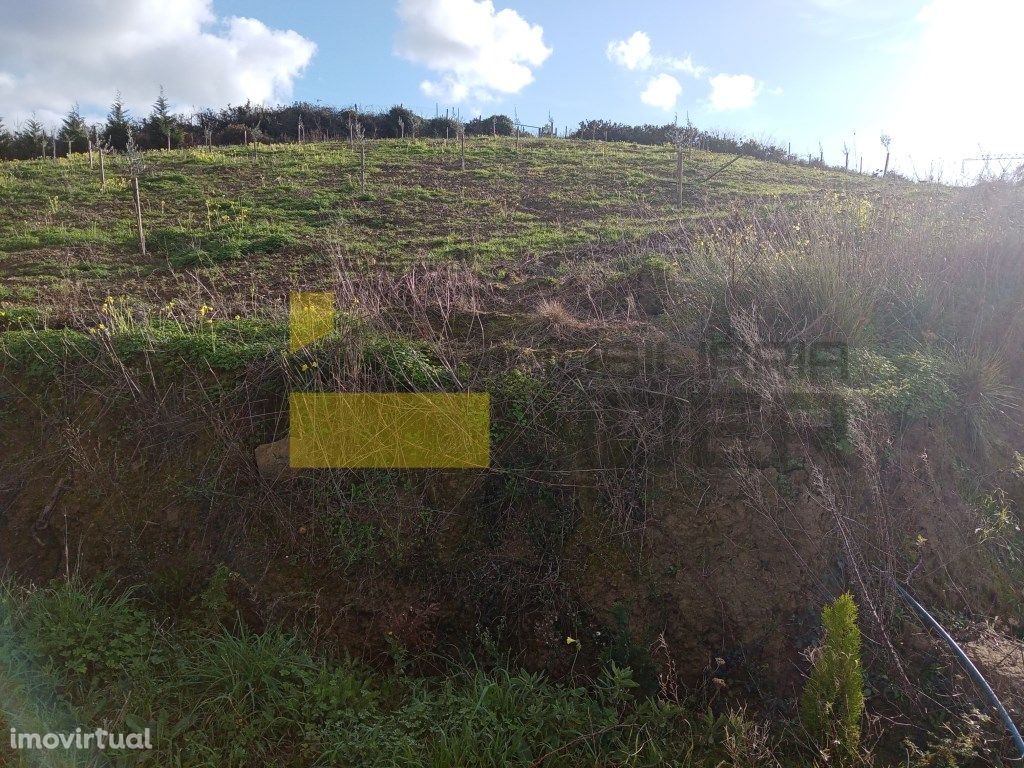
[215,0,908,151]
[2,0,1020,180]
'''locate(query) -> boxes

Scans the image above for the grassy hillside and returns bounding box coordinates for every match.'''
[0,138,882,315]
[2,137,1023,766]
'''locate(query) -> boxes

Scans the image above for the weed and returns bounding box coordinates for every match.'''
[0,306,41,330]
[0,328,93,379]
[19,578,153,683]
[976,488,1020,544]
[848,348,955,420]
[600,601,659,696]
[364,334,446,390]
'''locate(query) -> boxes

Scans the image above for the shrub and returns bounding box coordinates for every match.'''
[849,348,955,420]
[800,592,865,760]
[466,114,514,136]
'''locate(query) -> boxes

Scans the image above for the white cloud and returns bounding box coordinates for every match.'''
[665,56,708,78]
[0,0,316,127]
[640,73,682,111]
[395,0,551,103]
[707,73,761,111]
[606,31,706,77]
[606,31,653,71]
[607,31,712,111]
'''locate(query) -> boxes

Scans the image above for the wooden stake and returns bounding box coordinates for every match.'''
[359,139,366,192]
[460,130,465,171]
[99,145,106,187]
[676,146,684,207]
[133,176,146,255]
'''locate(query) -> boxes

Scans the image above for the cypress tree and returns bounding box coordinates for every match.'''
[22,117,46,158]
[150,86,175,150]
[59,104,88,154]
[800,593,865,760]
[105,92,132,151]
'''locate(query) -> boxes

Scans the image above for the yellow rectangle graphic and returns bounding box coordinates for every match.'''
[290,393,490,468]
[289,292,335,353]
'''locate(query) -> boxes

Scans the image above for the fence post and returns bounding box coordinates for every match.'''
[676,146,684,207]
[133,176,146,255]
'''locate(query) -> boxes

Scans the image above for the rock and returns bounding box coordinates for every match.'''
[255,436,293,482]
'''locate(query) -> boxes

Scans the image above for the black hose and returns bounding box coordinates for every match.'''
[893,581,1024,759]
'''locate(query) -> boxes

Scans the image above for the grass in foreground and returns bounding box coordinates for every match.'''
[0,578,994,767]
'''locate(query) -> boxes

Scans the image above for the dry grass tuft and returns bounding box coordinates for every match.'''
[533,298,582,335]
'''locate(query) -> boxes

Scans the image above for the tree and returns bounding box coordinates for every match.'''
[880,133,891,178]
[801,593,864,761]
[105,92,133,151]
[381,105,418,139]
[466,114,513,136]
[249,124,265,159]
[21,117,47,158]
[124,136,147,255]
[0,117,9,158]
[59,104,88,155]
[148,85,177,150]
[539,113,556,138]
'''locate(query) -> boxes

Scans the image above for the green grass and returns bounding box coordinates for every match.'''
[0,577,798,768]
[0,318,286,380]
[0,137,883,321]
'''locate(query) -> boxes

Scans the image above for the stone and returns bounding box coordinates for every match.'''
[255,436,293,482]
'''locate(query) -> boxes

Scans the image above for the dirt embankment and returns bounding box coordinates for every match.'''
[3,324,1021,704]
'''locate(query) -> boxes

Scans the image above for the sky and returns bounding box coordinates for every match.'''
[0,0,1021,180]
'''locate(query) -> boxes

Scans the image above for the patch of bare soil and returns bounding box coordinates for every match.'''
[963,625,1024,721]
